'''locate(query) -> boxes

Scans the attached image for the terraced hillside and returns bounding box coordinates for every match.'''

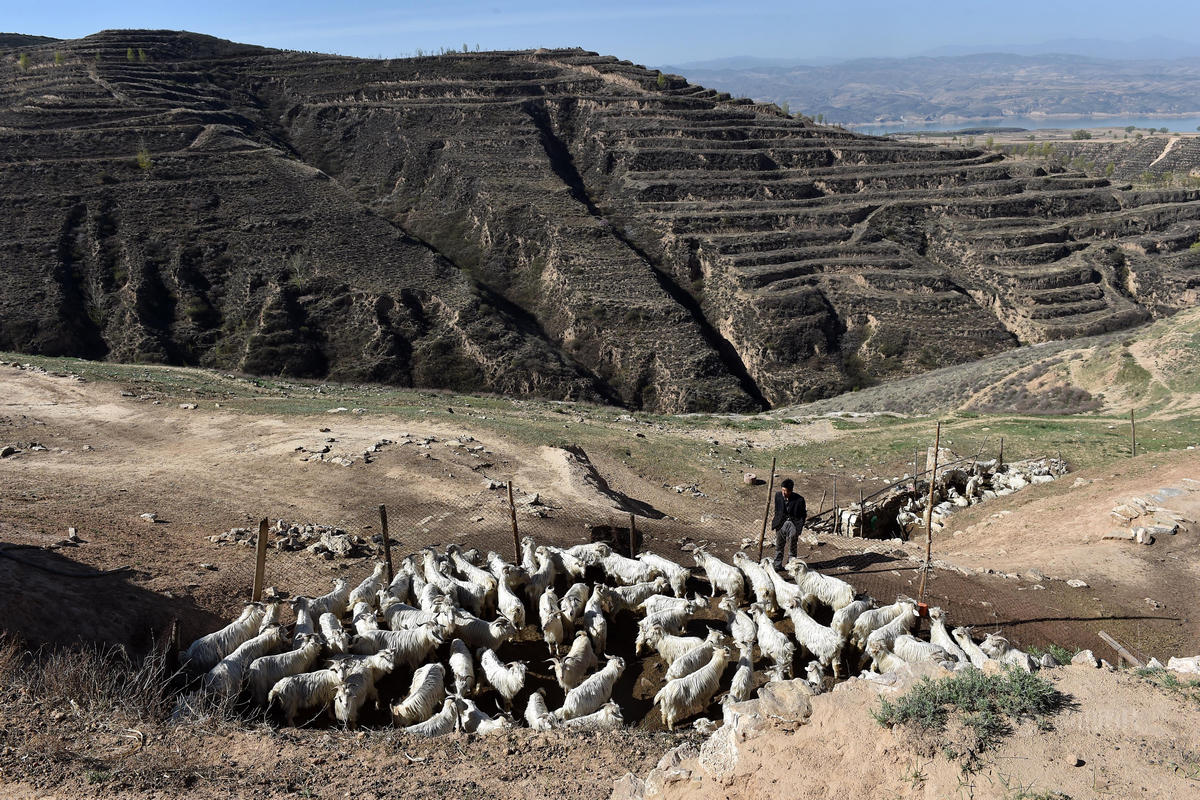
[2,31,1198,412]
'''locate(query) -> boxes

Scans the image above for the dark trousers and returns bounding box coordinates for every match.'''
[773,519,799,567]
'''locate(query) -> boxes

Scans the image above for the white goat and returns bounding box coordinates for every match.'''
[333,648,396,710]
[951,627,992,668]
[891,634,950,666]
[598,551,661,586]
[247,633,323,705]
[727,651,755,702]
[654,645,732,730]
[204,625,286,700]
[402,696,461,737]
[290,597,317,639]
[582,586,610,654]
[352,601,380,635]
[638,622,704,664]
[440,562,491,618]
[495,567,528,630]
[524,688,558,731]
[639,600,706,638]
[385,570,412,606]
[259,600,282,633]
[349,562,388,610]
[453,612,517,651]
[525,549,557,607]
[319,612,351,655]
[637,552,690,596]
[539,588,568,654]
[565,541,610,565]
[732,552,778,612]
[448,544,499,602]
[390,663,447,726]
[927,607,970,664]
[560,582,590,623]
[543,545,587,580]
[333,669,374,728]
[520,536,539,573]
[761,560,806,610]
[784,599,846,678]
[665,629,727,680]
[350,626,442,667]
[459,698,514,734]
[749,604,796,678]
[852,599,917,649]
[718,596,757,651]
[182,603,265,672]
[478,647,527,709]
[862,604,918,661]
[309,578,351,618]
[830,599,873,640]
[555,656,625,720]
[692,549,745,604]
[448,637,476,696]
[606,577,670,612]
[980,633,1035,672]
[268,668,341,726]
[785,559,855,611]
[865,640,907,674]
[549,631,599,692]
[560,702,623,730]
[638,594,697,617]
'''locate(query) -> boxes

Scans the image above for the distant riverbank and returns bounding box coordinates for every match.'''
[847,115,1200,136]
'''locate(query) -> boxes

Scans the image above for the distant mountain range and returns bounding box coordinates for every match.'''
[658,52,1200,125]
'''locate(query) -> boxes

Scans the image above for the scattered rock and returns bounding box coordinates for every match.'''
[139,512,158,523]
[1040,653,1058,668]
[1071,649,1099,668]
[325,407,348,414]
[198,563,218,571]
[1070,755,1085,767]
[178,403,197,410]
[1066,579,1089,588]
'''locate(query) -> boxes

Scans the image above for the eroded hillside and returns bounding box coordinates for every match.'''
[2,30,1198,411]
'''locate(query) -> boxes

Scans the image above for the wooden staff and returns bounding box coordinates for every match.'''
[252,517,269,601]
[379,504,394,584]
[832,477,839,535]
[918,421,941,605]
[756,457,777,561]
[508,481,520,562]
[629,513,638,557]
[858,484,865,538]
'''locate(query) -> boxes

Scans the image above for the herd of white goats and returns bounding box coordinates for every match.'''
[181,538,1038,735]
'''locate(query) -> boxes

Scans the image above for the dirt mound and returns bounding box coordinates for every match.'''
[615,663,1200,800]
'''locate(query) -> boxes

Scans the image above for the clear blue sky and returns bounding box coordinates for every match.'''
[7,0,1200,65]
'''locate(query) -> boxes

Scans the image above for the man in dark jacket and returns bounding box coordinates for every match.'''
[771,478,806,569]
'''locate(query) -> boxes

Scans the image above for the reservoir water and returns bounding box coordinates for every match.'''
[847,116,1200,136]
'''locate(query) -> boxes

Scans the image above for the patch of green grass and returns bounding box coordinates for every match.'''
[1135,667,1200,706]
[1027,643,1077,666]
[873,667,1069,770]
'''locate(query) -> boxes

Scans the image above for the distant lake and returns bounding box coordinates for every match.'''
[847,116,1200,136]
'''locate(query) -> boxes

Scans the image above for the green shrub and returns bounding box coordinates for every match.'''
[17,53,29,70]
[873,667,1068,769]
[135,148,152,170]
[126,47,135,63]
[1071,129,1091,140]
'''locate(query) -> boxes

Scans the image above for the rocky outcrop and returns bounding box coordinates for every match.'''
[2,31,1199,411]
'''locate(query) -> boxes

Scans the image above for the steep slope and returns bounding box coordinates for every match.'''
[1,31,1198,411]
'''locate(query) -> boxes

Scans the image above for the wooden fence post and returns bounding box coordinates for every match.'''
[832,477,838,536]
[858,484,865,538]
[998,437,1004,471]
[379,504,394,585]
[252,517,269,601]
[918,421,942,606]
[1130,410,1137,457]
[629,513,637,557]
[815,488,827,520]
[508,481,520,562]
[756,457,777,561]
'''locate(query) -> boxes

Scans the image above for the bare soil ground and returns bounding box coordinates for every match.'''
[634,664,1200,800]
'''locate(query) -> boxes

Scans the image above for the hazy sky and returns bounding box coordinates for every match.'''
[7,0,1200,64]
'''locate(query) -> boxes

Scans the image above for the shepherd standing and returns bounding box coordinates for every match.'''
[770,478,807,569]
